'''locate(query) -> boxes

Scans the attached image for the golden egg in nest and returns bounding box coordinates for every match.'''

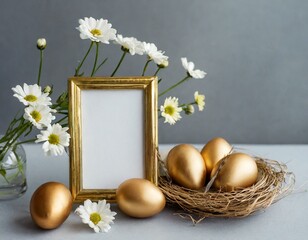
[166,144,206,190]
[201,137,233,175]
[210,153,258,192]
[30,182,73,229]
[116,178,166,218]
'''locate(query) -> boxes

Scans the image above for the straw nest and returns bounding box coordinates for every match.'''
[158,154,295,223]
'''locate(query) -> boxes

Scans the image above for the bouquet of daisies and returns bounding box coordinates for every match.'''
[0,39,70,166]
[0,17,206,184]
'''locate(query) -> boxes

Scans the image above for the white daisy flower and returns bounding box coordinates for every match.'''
[114,34,143,55]
[24,105,56,129]
[181,57,207,79]
[12,83,52,106]
[75,199,117,233]
[160,97,182,125]
[35,123,70,156]
[194,91,206,111]
[77,17,117,43]
[142,42,168,65]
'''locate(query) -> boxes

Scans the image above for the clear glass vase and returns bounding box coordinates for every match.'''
[0,140,27,200]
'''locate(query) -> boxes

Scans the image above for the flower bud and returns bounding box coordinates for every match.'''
[43,85,52,95]
[184,104,195,115]
[57,91,68,104]
[37,38,46,50]
[121,46,129,53]
[158,59,169,68]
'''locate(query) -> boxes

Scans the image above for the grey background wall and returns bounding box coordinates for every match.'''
[0,0,307,144]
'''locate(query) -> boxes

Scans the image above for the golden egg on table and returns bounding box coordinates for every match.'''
[201,137,233,175]
[30,182,73,229]
[116,178,166,218]
[210,153,258,192]
[166,144,206,190]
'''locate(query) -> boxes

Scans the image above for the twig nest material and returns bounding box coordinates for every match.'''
[159,154,295,223]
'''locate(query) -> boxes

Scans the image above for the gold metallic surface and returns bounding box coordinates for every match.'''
[68,77,158,203]
[116,178,166,218]
[30,182,72,229]
[210,153,258,192]
[201,137,232,175]
[166,144,206,190]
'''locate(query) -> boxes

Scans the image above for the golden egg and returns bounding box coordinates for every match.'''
[116,178,166,218]
[210,153,258,191]
[166,144,206,190]
[201,137,232,175]
[30,182,73,229]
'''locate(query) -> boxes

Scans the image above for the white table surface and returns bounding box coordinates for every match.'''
[0,144,307,240]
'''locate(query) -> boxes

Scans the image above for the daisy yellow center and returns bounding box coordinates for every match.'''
[164,106,175,115]
[24,94,37,102]
[30,110,42,122]
[48,134,60,145]
[90,29,102,37]
[90,212,101,225]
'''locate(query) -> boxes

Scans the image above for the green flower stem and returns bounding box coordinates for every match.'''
[158,75,191,97]
[37,49,43,85]
[5,118,21,137]
[17,157,26,180]
[57,111,68,115]
[179,102,195,108]
[1,125,21,144]
[15,138,36,146]
[91,42,100,77]
[111,51,127,77]
[75,41,94,77]
[4,151,25,182]
[94,58,108,75]
[142,59,152,76]
[24,124,33,137]
[154,67,161,76]
[2,114,25,143]
[0,118,25,144]
[0,122,30,161]
[9,123,31,147]
[55,115,68,124]
[8,168,21,182]
[3,120,26,147]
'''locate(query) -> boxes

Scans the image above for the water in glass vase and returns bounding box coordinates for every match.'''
[0,141,27,200]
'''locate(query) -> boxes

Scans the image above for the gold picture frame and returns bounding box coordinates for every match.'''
[68,76,158,203]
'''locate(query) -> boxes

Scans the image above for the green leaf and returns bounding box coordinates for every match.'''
[0,169,6,177]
